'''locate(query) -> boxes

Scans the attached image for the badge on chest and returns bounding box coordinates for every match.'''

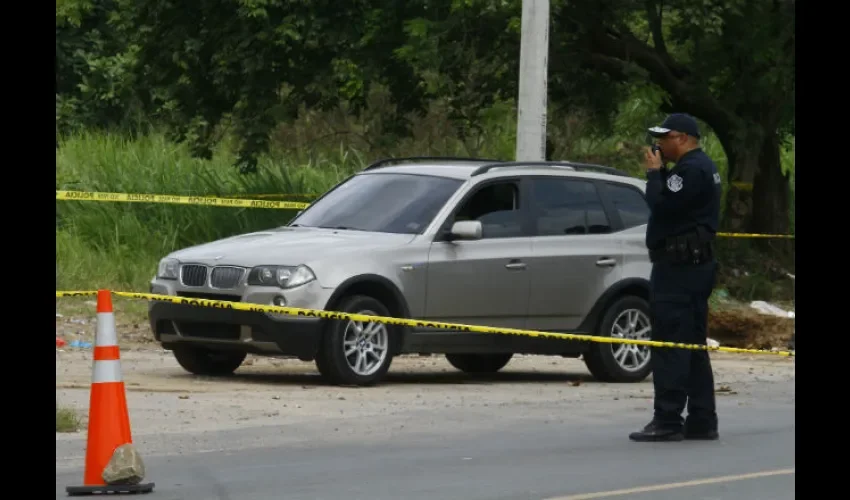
[666,174,683,192]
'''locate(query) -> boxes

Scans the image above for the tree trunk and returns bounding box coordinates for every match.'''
[717,132,756,233]
[719,131,790,236]
[751,133,791,236]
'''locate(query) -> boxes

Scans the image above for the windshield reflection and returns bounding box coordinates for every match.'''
[289,173,464,234]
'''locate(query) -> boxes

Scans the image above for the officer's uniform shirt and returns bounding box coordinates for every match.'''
[645,148,722,251]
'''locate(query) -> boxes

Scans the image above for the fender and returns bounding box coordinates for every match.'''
[323,274,413,354]
[577,278,651,334]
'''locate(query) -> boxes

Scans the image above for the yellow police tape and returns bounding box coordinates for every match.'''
[55,290,794,357]
[56,189,795,239]
[218,193,319,200]
[716,232,794,239]
[56,190,310,210]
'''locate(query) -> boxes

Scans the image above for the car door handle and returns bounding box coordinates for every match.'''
[596,257,617,267]
[505,261,527,270]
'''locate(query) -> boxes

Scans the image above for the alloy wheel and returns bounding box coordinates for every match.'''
[342,310,389,376]
[609,309,652,372]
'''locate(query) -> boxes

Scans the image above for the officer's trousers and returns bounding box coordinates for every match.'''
[649,259,718,430]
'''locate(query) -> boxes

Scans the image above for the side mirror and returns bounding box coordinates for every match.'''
[447,220,482,241]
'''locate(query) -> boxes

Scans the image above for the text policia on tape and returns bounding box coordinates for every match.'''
[56,190,310,210]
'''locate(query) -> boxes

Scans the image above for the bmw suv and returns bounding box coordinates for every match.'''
[149,157,654,386]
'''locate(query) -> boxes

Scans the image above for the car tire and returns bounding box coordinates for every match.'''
[445,353,513,373]
[584,295,653,383]
[172,346,247,376]
[315,295,398,386]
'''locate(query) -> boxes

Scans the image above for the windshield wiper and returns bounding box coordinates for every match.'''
[319,225,363,231]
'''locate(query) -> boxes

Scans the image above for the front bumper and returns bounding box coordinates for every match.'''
[148,279,335,360]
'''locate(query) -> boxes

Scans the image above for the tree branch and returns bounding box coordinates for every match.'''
[582,54,639,81]
[587,25,740,135]
[644,0,668,59]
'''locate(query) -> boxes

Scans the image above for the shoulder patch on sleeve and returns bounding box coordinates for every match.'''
[666,173,683,192]
[713,172,722,184]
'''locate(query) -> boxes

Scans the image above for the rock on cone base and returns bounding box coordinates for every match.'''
[66,482,155,496]
[83,382,133,485]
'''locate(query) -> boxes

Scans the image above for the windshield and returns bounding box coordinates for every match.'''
[289,172,464,234]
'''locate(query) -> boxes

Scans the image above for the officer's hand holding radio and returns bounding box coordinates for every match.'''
[644,144,664,171]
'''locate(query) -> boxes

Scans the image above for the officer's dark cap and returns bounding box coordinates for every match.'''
[648,113,701,138]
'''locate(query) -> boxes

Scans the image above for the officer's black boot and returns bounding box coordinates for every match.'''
[628,419,684,442]
[683,417,719,440]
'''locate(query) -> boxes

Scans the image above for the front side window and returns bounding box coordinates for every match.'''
[450,180,523,239]
[290,173,464,234]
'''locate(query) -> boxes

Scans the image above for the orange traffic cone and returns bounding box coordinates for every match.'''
[66,290,155,496]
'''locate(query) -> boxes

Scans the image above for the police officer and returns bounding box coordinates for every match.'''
[629,113,722,442]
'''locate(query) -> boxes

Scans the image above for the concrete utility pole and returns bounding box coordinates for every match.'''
[515,0,550,162]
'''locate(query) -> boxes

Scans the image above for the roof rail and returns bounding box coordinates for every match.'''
[364,156,506,171]
[470,160,633,178]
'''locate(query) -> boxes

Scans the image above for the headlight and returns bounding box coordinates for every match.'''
[157,258,179,280]
[247,265,316,289]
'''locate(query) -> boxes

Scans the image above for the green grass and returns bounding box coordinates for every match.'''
[56,405,81,433]
[56,130,363,291]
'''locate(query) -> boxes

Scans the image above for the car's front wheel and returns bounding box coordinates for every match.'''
[315,295,397,386]
[172,345,247,376]
[583,295,653,383]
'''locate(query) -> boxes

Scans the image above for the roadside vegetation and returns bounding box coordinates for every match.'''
[56,1,794,346]
[56,405,81,433]
[56,94,795,303]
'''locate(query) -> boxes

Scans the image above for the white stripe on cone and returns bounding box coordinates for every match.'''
[92,360,123,384]
[95,312,118,347]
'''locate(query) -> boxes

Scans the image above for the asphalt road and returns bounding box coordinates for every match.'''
[56,388,794,500]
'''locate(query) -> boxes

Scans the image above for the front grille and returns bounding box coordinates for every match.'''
[181,265,208,287]
[210,266,245,289]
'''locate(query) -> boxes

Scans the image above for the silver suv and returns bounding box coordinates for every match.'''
[149,157,654,386]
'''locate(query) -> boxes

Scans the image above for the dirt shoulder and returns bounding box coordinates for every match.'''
[708,306,794,349]
[56,347,795,439]
[55,296,795,440]
[55,296,795,474]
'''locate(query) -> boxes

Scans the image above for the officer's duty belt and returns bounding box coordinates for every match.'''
[650,230,714,265]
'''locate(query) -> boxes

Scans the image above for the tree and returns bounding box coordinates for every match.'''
[94,0,794,237]
[56,0,141,135]
[377,0,795,234]
[119,0,433,172]
[550,0,795,234]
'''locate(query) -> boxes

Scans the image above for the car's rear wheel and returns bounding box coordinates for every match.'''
[583,295,652,383]
[315,295,397,386]
[445,353,513,373]
[172,345,247,376]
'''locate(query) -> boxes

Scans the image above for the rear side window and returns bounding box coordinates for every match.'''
[603,182,650,229]
[529,177,612,236]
